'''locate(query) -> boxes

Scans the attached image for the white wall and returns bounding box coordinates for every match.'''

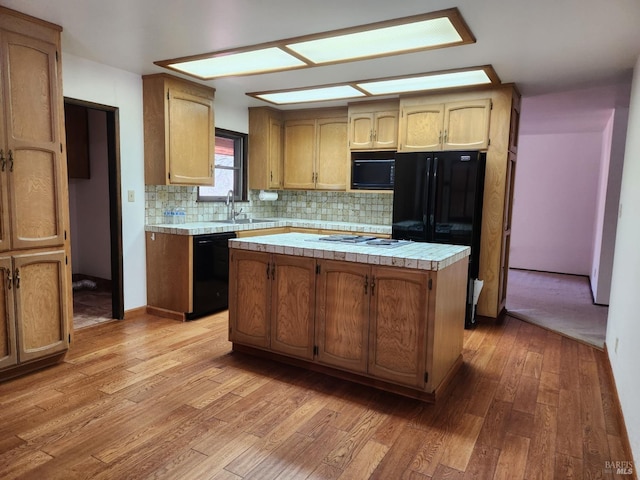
[590,108,628,304]
[510,132,604,275]
[607,54,640,466]
[62,53,146,311]
[69,109,111,280]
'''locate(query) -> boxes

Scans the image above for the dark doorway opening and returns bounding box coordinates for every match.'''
[64,98,124,328]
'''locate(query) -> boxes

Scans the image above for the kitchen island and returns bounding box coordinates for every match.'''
[228,232,469,402]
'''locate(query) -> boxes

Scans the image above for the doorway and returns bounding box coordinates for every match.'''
[64,98,124,329]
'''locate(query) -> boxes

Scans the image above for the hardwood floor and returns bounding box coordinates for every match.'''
[0,312,633,479]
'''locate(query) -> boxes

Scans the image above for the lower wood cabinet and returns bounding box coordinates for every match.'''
[0,250,69,371]
[368,267,428,389]
[228,250,316,359]
[229,249,468,401]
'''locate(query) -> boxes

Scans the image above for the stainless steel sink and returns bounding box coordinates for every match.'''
[211,218,275,225]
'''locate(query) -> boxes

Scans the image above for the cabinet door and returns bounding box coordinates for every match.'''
[316,260,369,373]
[1,31,65,250]
[368,266,428,388]
[0,257,17,370]
[268,116,284,189]
[316,117,347,190]
[284,119,315,189]
[13,251,68,363]
[270,254,316,359]
[229,250,270,348]
[349,113,374,150]
[168,88,214,185]
[398,104,444,152]
[443,99,491,150]
[373,111,398,149]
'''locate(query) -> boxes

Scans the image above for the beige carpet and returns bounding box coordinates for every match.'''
[506,269,608,349]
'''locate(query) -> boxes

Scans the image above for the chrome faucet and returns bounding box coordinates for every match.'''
[226,190,234,221]
[226,189,243,222]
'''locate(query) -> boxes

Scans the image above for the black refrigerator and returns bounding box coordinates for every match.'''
[391,150,486,328]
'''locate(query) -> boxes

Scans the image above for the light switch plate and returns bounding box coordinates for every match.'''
[128,190,135,202]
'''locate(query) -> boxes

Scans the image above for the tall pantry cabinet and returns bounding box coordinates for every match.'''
[0,7,71,377]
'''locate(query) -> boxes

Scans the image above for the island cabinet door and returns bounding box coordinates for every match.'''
[270,254,316,360]
[368,266,429,389]
[315,260,370,373]
[229,250,271,348]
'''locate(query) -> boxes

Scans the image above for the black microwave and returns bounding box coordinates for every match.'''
[351,152,395,190]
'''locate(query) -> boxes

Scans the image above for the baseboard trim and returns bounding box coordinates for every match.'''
[603,344,637,477]
[124,306,147,319]
[146,305,186,322]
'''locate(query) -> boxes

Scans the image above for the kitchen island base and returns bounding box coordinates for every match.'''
[228,233,470,402]
[231,343,463,403]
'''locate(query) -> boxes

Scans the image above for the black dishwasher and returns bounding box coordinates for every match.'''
[187,232,237,320]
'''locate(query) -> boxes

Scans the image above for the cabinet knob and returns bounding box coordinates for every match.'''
[4,268,11,290]
[0,149,4,171]
[364,274,368,294]
[14,268,20,289]
[8,150,13,172]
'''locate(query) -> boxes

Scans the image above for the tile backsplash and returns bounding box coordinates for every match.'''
[145,186,392,226]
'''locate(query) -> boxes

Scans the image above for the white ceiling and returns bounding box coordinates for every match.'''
[2,0,640,126]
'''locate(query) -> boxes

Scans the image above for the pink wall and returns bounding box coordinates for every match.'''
[509,132,604,275]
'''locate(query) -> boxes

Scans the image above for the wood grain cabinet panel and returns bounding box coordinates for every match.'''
[248,107,284,190]
[0,257,17,370]
[0,7,71,379]
[270,255,316,359]
[0,28,65,251]
[229,250,271,348]
[315,260,370,373]
[283,115,347,191]
[398,99,491,152]
[368,266,428,388]
[143,74,215,186]
[13,251,68,363]
[348,107,398,151]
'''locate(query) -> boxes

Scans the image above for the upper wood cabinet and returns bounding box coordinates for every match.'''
[248,107,283,190]
[283,112,347,191]
[348,101,399,150]
[0,19,66,253]
[398,98,492,152]
[143,74,215,186]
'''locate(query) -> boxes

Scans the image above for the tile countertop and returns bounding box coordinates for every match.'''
[144,218,392,236]
[229,232,470,272]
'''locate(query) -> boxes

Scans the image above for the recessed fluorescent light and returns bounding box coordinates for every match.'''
[155,8,475,79]
[166,47,306,78]
[254,85,366,105]
[358,69,493,95]
[286,17,462,64]
[247,66,500,105]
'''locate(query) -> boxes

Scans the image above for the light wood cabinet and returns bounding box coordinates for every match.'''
[398,98,491,152]
[229,250,316,359]
[248,107,283,190]
[283,114,347,190]
[348,102,399,150]
[369,267,428,388]
[143,74,215,186]
[229,250,271,348]
[1,251,69,369]
[0,7,71,377]
[229,243,469,401]
[315,260,370,373]
[0,19,66,252]
[270,255,316,359]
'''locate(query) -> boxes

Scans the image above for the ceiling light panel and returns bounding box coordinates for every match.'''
[287,17,462,64]
[156,8,475,79]
[167,47,306,78]
[358,69,492,95]
[254,85,366,105]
